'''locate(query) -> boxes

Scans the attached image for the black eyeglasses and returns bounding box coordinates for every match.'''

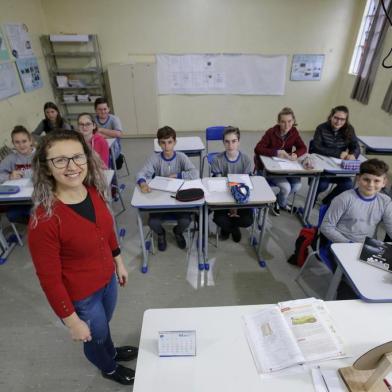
[47,153,87,169]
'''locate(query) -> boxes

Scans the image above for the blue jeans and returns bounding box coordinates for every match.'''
[268,177,302,207]
[73,274,118,373]
[316,177,353,205]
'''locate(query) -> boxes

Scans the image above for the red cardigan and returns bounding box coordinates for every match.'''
[254,124,307,170]
[28,187,118,318]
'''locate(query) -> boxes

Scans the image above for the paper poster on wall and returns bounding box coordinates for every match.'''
[15,57,43,92]
[0,61,20,100]
[290,54,324,81]
[157,54,287,95]
[4,23,34,58]
[0,29,10,61]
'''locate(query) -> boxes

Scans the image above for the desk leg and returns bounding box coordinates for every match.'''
[256,206,268,268]
[325,265,343,300]
[137,210,149,273]
[198,206,204,270]
[302,175,320,225]
[204,205,208,270]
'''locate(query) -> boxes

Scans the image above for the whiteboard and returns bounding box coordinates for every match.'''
[0,61,20,101]
[157,54,287,95]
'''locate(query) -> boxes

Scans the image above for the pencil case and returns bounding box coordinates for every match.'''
[341,160,361,171]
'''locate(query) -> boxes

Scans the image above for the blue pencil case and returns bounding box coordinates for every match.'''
[0,185,20,194]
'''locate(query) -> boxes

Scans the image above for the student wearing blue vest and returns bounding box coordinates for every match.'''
[136,126,199,251]
[310,105,360,205]
[211,126,253,242]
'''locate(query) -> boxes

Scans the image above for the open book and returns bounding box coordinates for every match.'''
[148,176,184,193]
[227,174,253,190]
[243,298,346,374]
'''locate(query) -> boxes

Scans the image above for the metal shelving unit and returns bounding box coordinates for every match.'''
[41,34,106,125]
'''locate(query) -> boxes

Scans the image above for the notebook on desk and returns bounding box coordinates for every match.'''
[359,237,392,272]
[148,176,184,193]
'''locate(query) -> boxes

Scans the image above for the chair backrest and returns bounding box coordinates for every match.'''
[206,126,225,141]
[308,139,315,154]
[317,204,329,228]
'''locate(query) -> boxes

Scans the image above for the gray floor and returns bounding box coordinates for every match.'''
[0,131,332,392]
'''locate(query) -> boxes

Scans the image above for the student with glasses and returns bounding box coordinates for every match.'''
[310,105,360,205]
[77,112,109,168]
[28,130,137,386]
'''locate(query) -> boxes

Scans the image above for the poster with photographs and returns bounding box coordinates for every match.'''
[0,28,10,61]
[15,57,43,92]
[290,54,324,81]
[359,237,392,272]
[4,23,34,59]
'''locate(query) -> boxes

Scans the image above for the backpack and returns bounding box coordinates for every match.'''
[287,227,318,267]
[175,188,204,202]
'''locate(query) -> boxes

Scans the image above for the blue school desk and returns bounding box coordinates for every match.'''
[357,136,392,155]
[327,243,392,302]
[202,176,276,269]
[131,184,204,273]
[153,136,205,173]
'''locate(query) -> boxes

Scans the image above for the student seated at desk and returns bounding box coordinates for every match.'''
[321,159,392,299]
[211,126,253,242]
[77,113,109,168]
[254,107,307,216]
[0,126,35,223]
[136,126,199,251]
[94,97,123,167]
[32,102,72,139]
[310,105,360,205]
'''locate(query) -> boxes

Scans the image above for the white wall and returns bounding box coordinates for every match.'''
[0,0,53,144]
[41,0,362,132]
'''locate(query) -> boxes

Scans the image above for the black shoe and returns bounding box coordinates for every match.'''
[157,231,167,251]
[232,227,242,243]
[115,346,138,362]
[173,226,186,249]
[102,364,135,385]
[219,229,230,241]
[271,202,280,216]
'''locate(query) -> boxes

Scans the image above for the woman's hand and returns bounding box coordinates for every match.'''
[114,255,128,287]
[346,154,356,160]
[289,153,297,161]
[63,313,92,342]
[340,151,348,160]
[277,150,290,159]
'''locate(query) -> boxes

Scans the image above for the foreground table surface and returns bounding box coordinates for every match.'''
[133,301,392,392]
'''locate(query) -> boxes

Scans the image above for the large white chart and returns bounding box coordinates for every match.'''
[157,54,287,95]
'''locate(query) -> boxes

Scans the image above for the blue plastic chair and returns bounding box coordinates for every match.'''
[294,204,334,292]
[202,126,226,176]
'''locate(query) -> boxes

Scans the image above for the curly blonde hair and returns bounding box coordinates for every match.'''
[30,129,109,227]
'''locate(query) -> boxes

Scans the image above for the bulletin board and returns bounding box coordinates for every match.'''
[290,54,324,81]
[157,54,287,95]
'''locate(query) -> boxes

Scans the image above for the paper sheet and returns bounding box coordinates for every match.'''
[181,179,208,194]
[311,367,347,392]
[207,178,227,192]
[278,161,303,170]
[227,174,253,189]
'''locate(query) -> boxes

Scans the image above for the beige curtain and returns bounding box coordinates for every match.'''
[351,0,392,104]
[382,80,392,113]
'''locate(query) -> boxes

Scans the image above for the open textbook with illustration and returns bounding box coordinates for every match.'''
[243,298,346,374]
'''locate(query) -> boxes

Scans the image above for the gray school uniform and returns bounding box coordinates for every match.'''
[96,114,122,159]
[136,151,199,235]
[210,151,252,176]
[136,151,199,183]
[0,148,35,183]
[321,188,392,243]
